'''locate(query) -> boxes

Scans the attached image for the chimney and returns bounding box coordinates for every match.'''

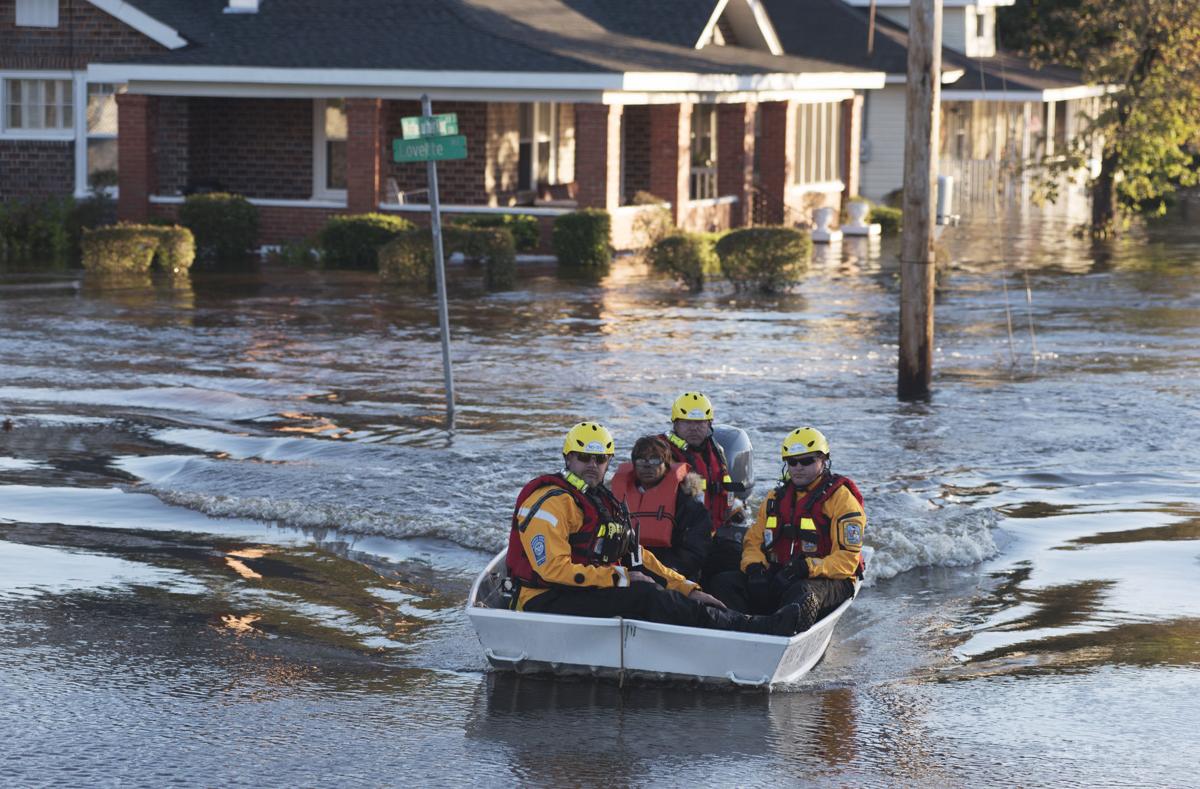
[225,0,260,13]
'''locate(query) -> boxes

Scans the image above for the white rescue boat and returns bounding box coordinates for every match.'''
[467,549,857,689]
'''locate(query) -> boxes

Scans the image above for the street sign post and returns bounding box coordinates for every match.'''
[392,135,467,163]
[392,100,470,429]
[401,113,458,139]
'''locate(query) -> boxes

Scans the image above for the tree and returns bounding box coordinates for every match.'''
[1000,0,1200,234]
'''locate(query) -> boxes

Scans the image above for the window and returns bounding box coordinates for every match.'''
[16,0,58,27]
[313,99,347,198]
[793,102,842,186]
[86,83,119,189]
[4,78,73,131]
[519,103,559,191]
[689,103,717,200]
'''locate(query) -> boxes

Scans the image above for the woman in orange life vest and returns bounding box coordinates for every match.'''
[706,426,866,633]
[609,435,712,582]
[505,421,805,637]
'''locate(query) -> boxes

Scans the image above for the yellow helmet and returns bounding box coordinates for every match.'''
[671,392,714,422]
[562,421,615,456]
[781,427,829,459]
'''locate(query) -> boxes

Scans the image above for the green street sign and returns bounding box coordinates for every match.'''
[401,113,459,140]
[393,135,468,163]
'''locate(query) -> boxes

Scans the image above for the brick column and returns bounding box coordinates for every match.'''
[758,101,792,225]
[345,98,382,213]
[649,103,691,225]
[116,93,156,222]
[717,102,756,227]
[573,103,623,210]
[841,94,864,204]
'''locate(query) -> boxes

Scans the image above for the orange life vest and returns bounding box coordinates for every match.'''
[610,461,689,548]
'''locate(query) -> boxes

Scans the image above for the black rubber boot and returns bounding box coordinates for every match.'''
[703,602,801,636]
[796,591,822,632]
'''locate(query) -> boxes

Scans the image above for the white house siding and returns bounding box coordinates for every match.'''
[859,84,908,201]
[880,7,968,53]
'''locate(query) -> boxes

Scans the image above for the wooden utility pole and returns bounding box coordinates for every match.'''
[898,0,941,400]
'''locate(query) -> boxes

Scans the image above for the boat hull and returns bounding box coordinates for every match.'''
[466,551,854,688]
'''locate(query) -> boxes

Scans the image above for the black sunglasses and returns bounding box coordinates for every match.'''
[574,452,610,465]
[633,458,665,468]
[786,455,820,467]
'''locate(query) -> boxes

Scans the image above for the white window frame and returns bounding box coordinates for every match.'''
[689,103,718,201]
[81,82,121,197]
[1,71,76,140]
[792,101,843,189]
[312,98,347,201]
[519,102,559,190]
[16,0,59,28]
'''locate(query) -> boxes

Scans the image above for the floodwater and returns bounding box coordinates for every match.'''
[1,210,1198,787]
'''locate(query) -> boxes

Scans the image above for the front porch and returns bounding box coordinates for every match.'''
[116,92,865,251]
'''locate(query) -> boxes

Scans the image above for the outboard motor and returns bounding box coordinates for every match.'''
[712,424,754,501]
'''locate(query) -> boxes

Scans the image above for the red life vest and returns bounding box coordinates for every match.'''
[764,474,864,569]
[504,473,624,588]
[662,432,731,529]
[610,461,689,548]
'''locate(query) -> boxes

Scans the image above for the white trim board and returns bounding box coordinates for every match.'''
[86,0,187,49]
[86,64,885,94]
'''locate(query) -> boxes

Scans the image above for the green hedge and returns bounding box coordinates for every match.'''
[0,198,72,267]
[318,213,415,270]
[451,213,539,252]
[715,226,811,293]
[178,193,259,265]
[378,225,516,291]
[869,205,902,235]
[81,224,195,274]
[552,209,611,269]
[647,231,721,292]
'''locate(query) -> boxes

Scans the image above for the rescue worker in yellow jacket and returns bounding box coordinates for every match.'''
[505,421,805,636]
[610,435,711,582]
[707,427,865,632]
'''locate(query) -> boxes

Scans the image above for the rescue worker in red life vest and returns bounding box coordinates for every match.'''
[610,435,711,582]
[706,427,866,632]
[506,421,805,636]
[660,392,743,531]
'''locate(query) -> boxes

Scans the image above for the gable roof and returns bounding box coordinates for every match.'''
[86,0,187,49]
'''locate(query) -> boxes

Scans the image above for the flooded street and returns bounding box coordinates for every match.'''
[2,213,1198,786]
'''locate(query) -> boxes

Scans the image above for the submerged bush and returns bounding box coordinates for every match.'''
[647,231,721,292]
[715,226,811,293]
[81,224,195,274]
[553,209,611,270]
[178,193,259,265]
[378,225,516,291]
[0,197,72,267]
[451,213,539,252]
[869,205,902,235]
[318,213,414,270]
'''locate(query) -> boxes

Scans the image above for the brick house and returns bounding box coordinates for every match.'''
[2,0,886,249]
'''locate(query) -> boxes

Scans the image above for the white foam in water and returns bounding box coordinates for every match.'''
[0,386,277,422]
[862,491,1000,584]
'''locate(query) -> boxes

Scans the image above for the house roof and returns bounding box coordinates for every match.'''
[765,0,1094,100]
[90,0,882,93]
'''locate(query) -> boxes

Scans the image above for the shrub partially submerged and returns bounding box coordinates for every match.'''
[451,213,539,252]
[647,231,721,292]
[81,224,195,274]
[715,227,811,293]
[378,225,516,291]
[319,213,415,269]
[552,209,611,270]
[178,193,259,265]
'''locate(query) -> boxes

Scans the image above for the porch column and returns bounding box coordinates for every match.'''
[649,103,691,225]
[116,93,156,222]
[717,102,756,227]
[574,103,623,210]
[345,98,383,213]
[758,101,792,225]
[841,94,864,204]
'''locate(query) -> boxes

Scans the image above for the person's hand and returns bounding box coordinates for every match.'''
[628,570,659,586]
[746,564,770,611]
[771,556,809,595]
[688,589,727,609]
